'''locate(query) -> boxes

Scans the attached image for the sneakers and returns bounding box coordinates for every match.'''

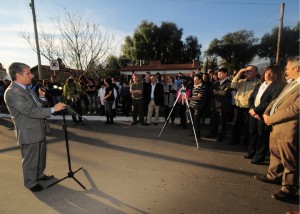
[93,111,97,114]
[254,175,281,185]
[87,111,91,115]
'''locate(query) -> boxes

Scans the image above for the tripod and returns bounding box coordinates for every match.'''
[46,109,86,190]
[159,86,199,149]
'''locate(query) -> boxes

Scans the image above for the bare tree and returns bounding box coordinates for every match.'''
[20,11,115,75]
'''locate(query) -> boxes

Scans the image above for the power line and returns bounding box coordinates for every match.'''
[162,0,280,6]
[249,7,279,33]
[49,0,67,10]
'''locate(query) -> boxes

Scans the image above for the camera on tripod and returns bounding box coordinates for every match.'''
[176,75,193,89]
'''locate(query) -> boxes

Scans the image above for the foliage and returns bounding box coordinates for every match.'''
[182,36,202,62]
[258,21,299,65]
[121,20,201,64]
[202,56,218,72]
[206,30,258,70]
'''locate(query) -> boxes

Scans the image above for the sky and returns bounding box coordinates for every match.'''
[0,0,299,69]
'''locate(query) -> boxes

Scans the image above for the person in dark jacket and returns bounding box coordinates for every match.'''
[206,68,232,142]
[245,65,286,164]
[146,75,164,125]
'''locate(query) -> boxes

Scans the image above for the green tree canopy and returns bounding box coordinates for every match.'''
[182,35,202,62]
[258,22,299,65]
[121,20,201,64]
[206,30,258,70]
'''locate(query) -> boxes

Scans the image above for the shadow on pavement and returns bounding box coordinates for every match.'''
[34,169,147,214]
[44,123,257,178]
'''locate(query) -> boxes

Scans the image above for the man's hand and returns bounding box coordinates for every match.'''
[38,88,46,97]
[238,68,247,75]
[263,114,271,126]
[53,102,67,112]
[249,109,260,120]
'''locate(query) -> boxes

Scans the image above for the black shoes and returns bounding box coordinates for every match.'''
[206,134,216,138]
[154,123,158,125]
[131,122,137,125]
[254,175,281,185]
[38,175,54,181]
[243,154,254,159]
[249,159,264,164]
[217,137,223,142]
[145,123,151,126]
[271,190,296,200]
[30,184,44,192]
[228,140,239,145]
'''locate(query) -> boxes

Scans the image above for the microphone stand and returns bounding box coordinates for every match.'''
[46,108,86,190]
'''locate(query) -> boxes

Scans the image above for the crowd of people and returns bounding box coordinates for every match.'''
[1,56,299,199]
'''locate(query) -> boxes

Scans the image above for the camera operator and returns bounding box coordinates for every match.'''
[176,76,192,129]
[186,74,207,141]
[49,75,63,105]
[63,77,83,125]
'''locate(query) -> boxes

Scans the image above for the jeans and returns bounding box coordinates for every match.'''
[87,94,96,112]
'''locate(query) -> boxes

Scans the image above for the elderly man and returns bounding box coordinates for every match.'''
[4,62,66,192]
[254,56,299,200]
[230,65,260,146]
[145,75,164,125]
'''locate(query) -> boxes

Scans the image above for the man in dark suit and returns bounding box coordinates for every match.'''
[206,68,232,142]
[254,56,299,200]
[4,62,66,192]
[146,75,164,125]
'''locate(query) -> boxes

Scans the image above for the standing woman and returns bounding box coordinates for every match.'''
[246,65,286,164]
[103,77,114,124]
[164,76,178,124]
[86,77,97,114]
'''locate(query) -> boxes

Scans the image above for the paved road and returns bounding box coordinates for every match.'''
[0,117,298,214]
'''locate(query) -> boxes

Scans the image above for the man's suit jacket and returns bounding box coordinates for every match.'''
[153,82,164,106]
[249,81,286,117]
[210,79,232,113]
[4,82,52,145]
[264,82,299,142]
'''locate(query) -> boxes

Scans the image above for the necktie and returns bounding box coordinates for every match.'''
[26,87,41,107]
[270,79,299,115]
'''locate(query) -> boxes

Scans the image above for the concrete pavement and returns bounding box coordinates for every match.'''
[0,116,298,214]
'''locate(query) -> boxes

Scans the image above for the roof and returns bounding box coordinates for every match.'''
[30,65,84,81]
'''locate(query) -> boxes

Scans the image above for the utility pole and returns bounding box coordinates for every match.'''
[29,0,43,79]
[276,3,285,65]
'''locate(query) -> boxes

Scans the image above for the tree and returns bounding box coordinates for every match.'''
[121,20,159,64]
[202,56,218,72]
[20,11,115,75]
[258,22,299,65]
[121,20,201,64]
[182,35,202,62]
[206,30,258,70]
[158,22,183,63]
